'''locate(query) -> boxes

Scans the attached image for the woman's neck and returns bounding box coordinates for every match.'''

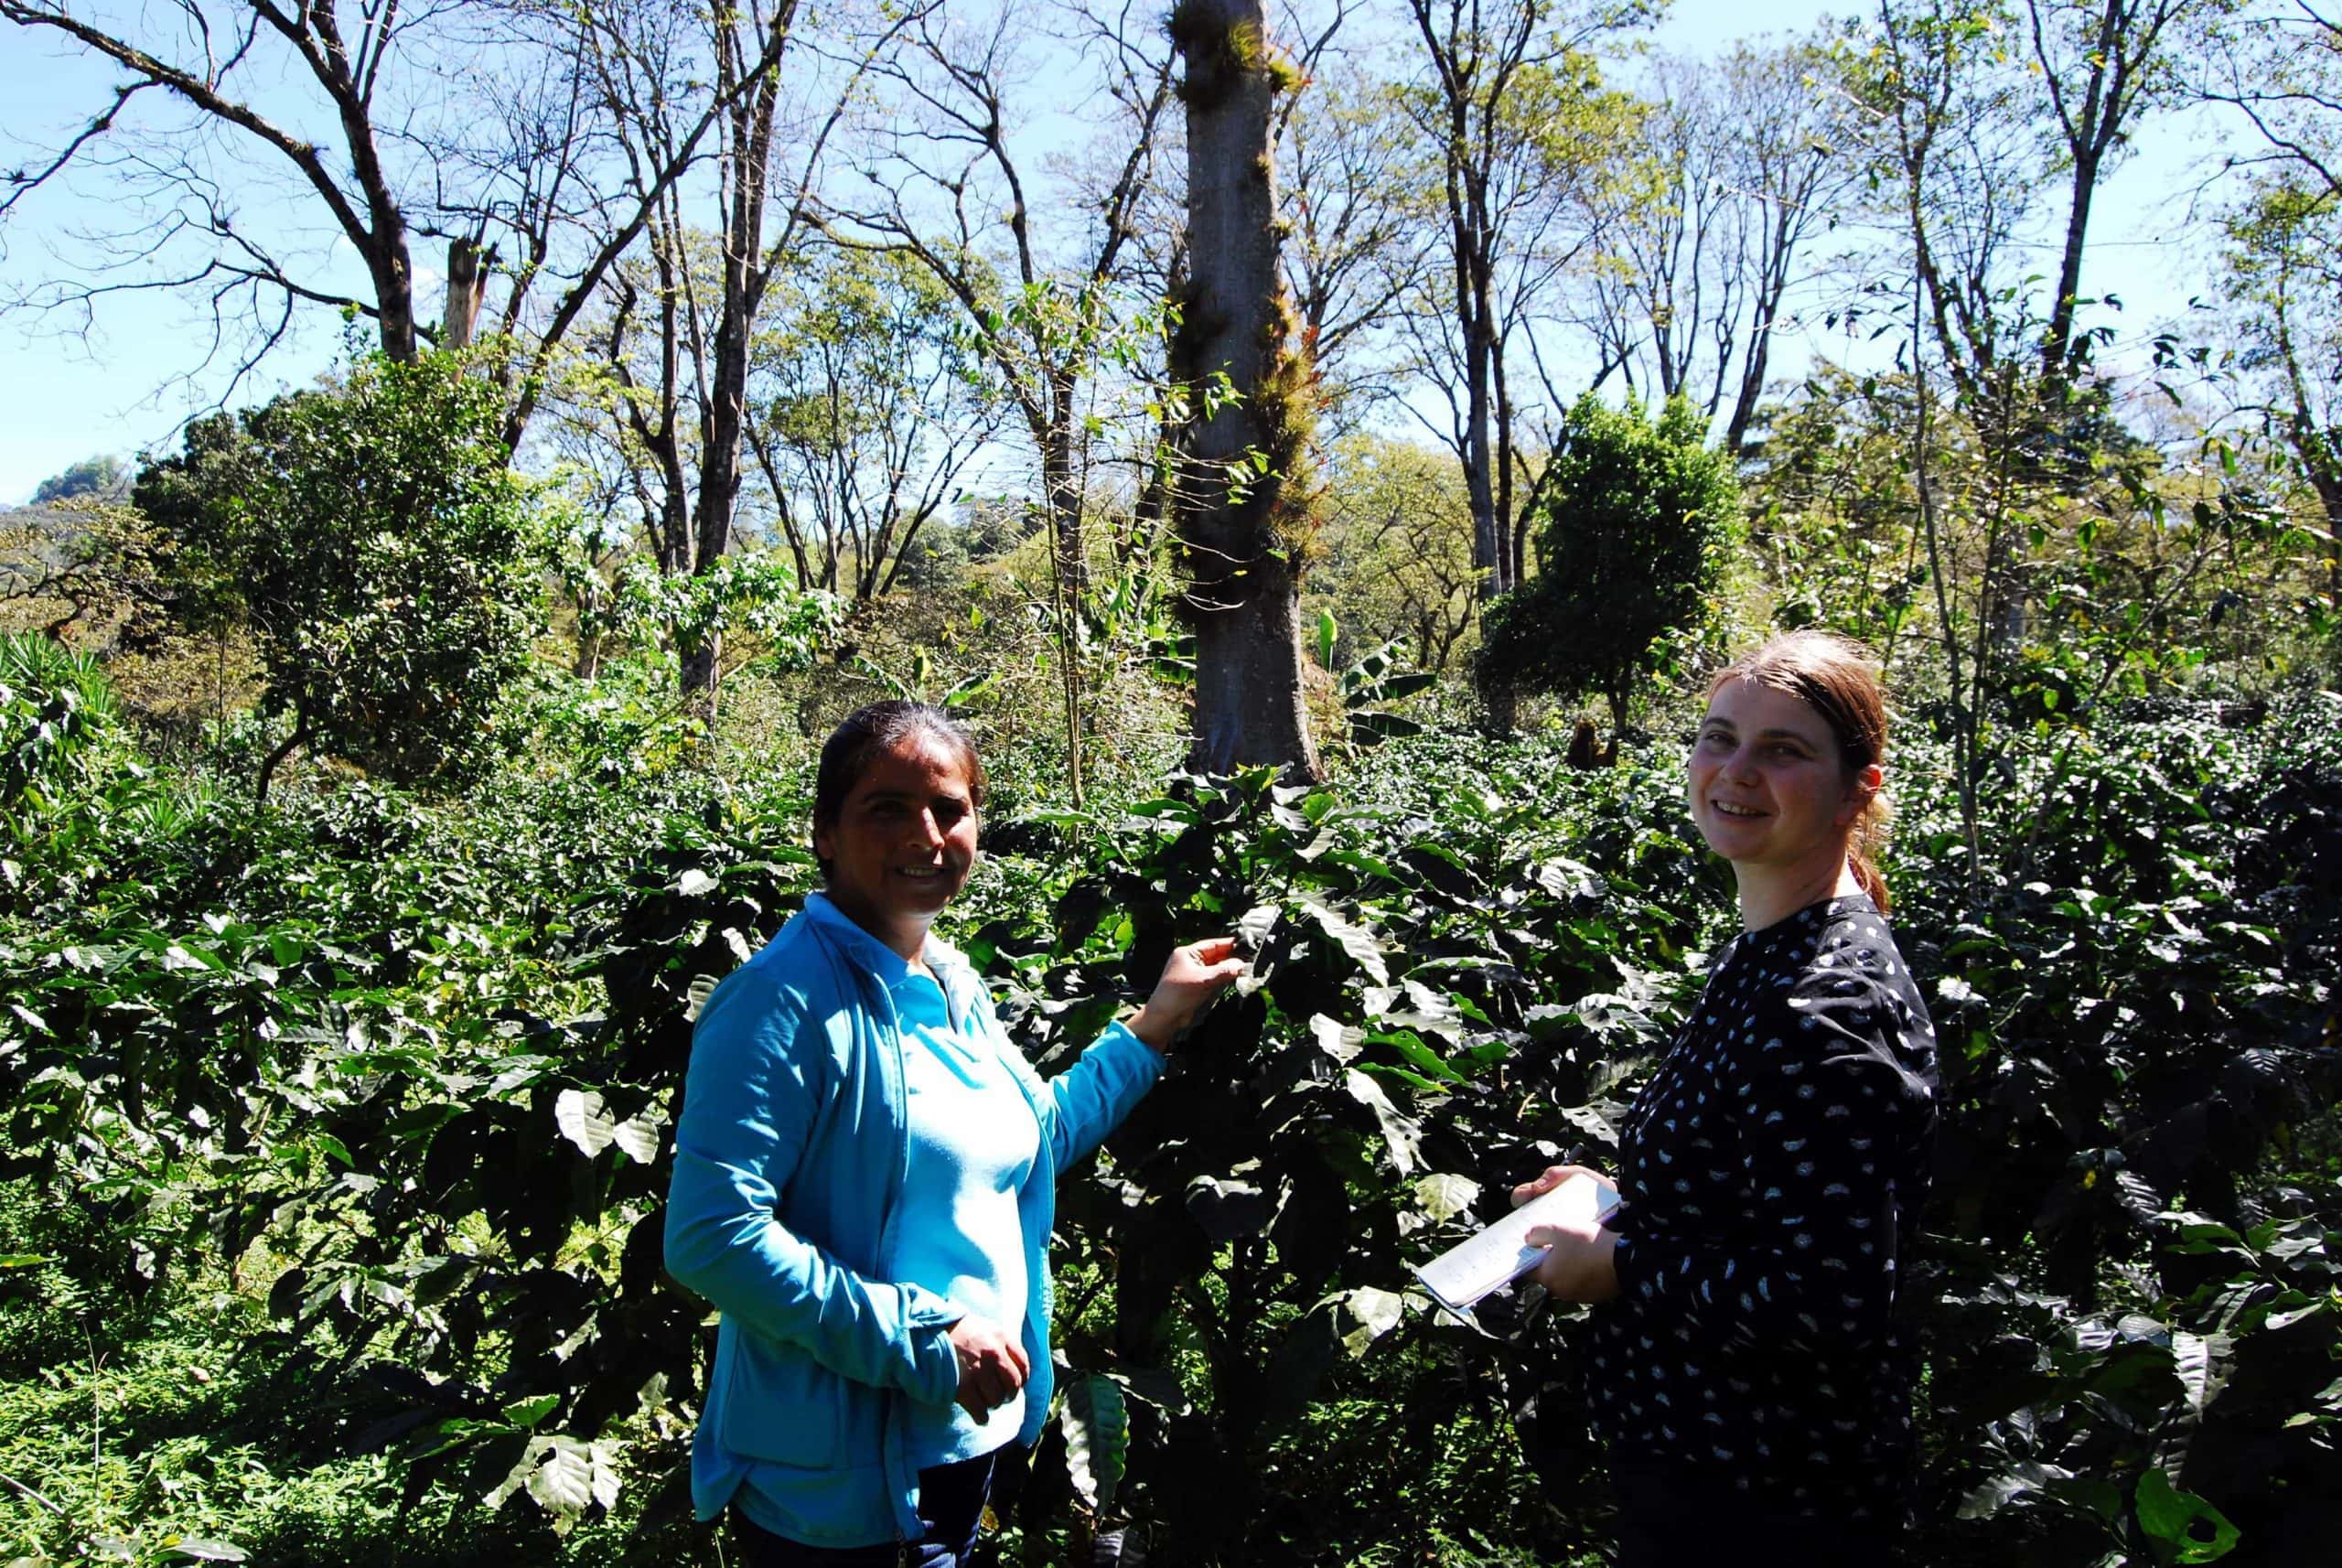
[823,886,935,966]
[1733,855,1864,934]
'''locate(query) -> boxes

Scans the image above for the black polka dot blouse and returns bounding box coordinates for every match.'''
[1587,893,1939,1520]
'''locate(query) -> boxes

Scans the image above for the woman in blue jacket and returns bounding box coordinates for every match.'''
[665,702,1243,1565]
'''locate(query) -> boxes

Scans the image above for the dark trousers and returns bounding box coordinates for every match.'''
[730,1454,996,1568]
[1612,1463,1901,1568]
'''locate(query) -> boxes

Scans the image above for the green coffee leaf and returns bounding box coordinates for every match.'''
[1295,893,1388,985]
[1063,1374,1129,1517]
[1414,1173,1480,1222]
[2133,1467,2238,1563]
[553,1089,615,1157]
[1346,1069,1421,1175]
[1339,1285,1406,1356]
[611,1107,667,1164]
[503,1393,560,1429]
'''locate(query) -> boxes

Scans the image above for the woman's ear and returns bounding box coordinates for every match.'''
[1837,763,1885,825]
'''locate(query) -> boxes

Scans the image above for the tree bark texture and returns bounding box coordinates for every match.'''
[1172,0,1321,779]
[2274,281,2342,601]
[1040,404,1089,601]
[442,237,489,349]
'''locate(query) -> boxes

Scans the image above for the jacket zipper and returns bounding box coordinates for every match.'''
[866,954,919,1563]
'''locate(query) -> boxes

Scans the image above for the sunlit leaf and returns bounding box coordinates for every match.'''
[554,1089,616,1157]
[2133,1468,2239,1563]
[1414,1173,1480,1222]
[612,1107,667,1165]
[1339,1285,1406,1356]
[1346,1069,1421,1175]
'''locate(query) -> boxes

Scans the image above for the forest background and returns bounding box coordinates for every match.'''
[0,0,2337,1565]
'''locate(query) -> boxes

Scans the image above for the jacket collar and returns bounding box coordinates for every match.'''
[801,890,976,1021]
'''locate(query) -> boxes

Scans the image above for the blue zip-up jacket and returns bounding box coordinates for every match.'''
[664,893,1165,1546]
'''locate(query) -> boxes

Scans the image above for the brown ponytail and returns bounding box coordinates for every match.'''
[1707,632,1895,912]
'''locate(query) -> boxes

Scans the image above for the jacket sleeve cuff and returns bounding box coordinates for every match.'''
[1096,1017,1167,1082]
[897,1283,964,1404]
[910,1319,963,1406]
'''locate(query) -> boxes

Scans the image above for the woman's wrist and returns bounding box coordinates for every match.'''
[1124,1005,1174,1054]
[1129,939,1245,1054]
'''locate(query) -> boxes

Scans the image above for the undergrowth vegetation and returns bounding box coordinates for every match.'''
[1,628,2335,1566]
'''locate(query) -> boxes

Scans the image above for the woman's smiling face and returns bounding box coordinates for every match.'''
[1687,680,1871,875]
[814,737,980,955]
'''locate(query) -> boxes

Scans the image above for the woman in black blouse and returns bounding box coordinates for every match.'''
[1517,632,1940,1567]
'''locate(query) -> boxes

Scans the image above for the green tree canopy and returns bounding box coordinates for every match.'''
[750,245,1003,599]
[28,456,130,508]
[132,352,549,795]
[1307,435,1480,672]
[1477,393,1735,727]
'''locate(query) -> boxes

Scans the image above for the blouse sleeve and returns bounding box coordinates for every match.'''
[1609,968,1921,1354]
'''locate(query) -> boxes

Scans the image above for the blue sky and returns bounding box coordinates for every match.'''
[0,0,2249,504]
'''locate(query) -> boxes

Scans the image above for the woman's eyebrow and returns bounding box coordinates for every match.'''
[860,786,968,805]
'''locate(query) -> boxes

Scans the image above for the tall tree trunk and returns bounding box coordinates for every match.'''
[317,7,421,363]
[1493,329,1528,587]
[443,237,489,349]
[2042,137,2103,381]
[680,14,794,700]
[679,636,719,706]
[1039,409,1089,802]
[688,279,752,698]
[1461,220,1507,600]
[370,243,421,362]
[2032,0,2138,382]
[1044,373,1090,599]
[1725,185,1808,456]
[1172,0,1321,780]
[2277,295,2342,602]
[2309,467,2342,604]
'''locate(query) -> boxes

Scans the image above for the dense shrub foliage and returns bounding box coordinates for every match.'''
[1477,395,1738,727]
[0,636,2334,1567]
[130,354,552,793]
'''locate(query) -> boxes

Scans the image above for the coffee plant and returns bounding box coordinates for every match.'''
[0,642,2335,1567]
